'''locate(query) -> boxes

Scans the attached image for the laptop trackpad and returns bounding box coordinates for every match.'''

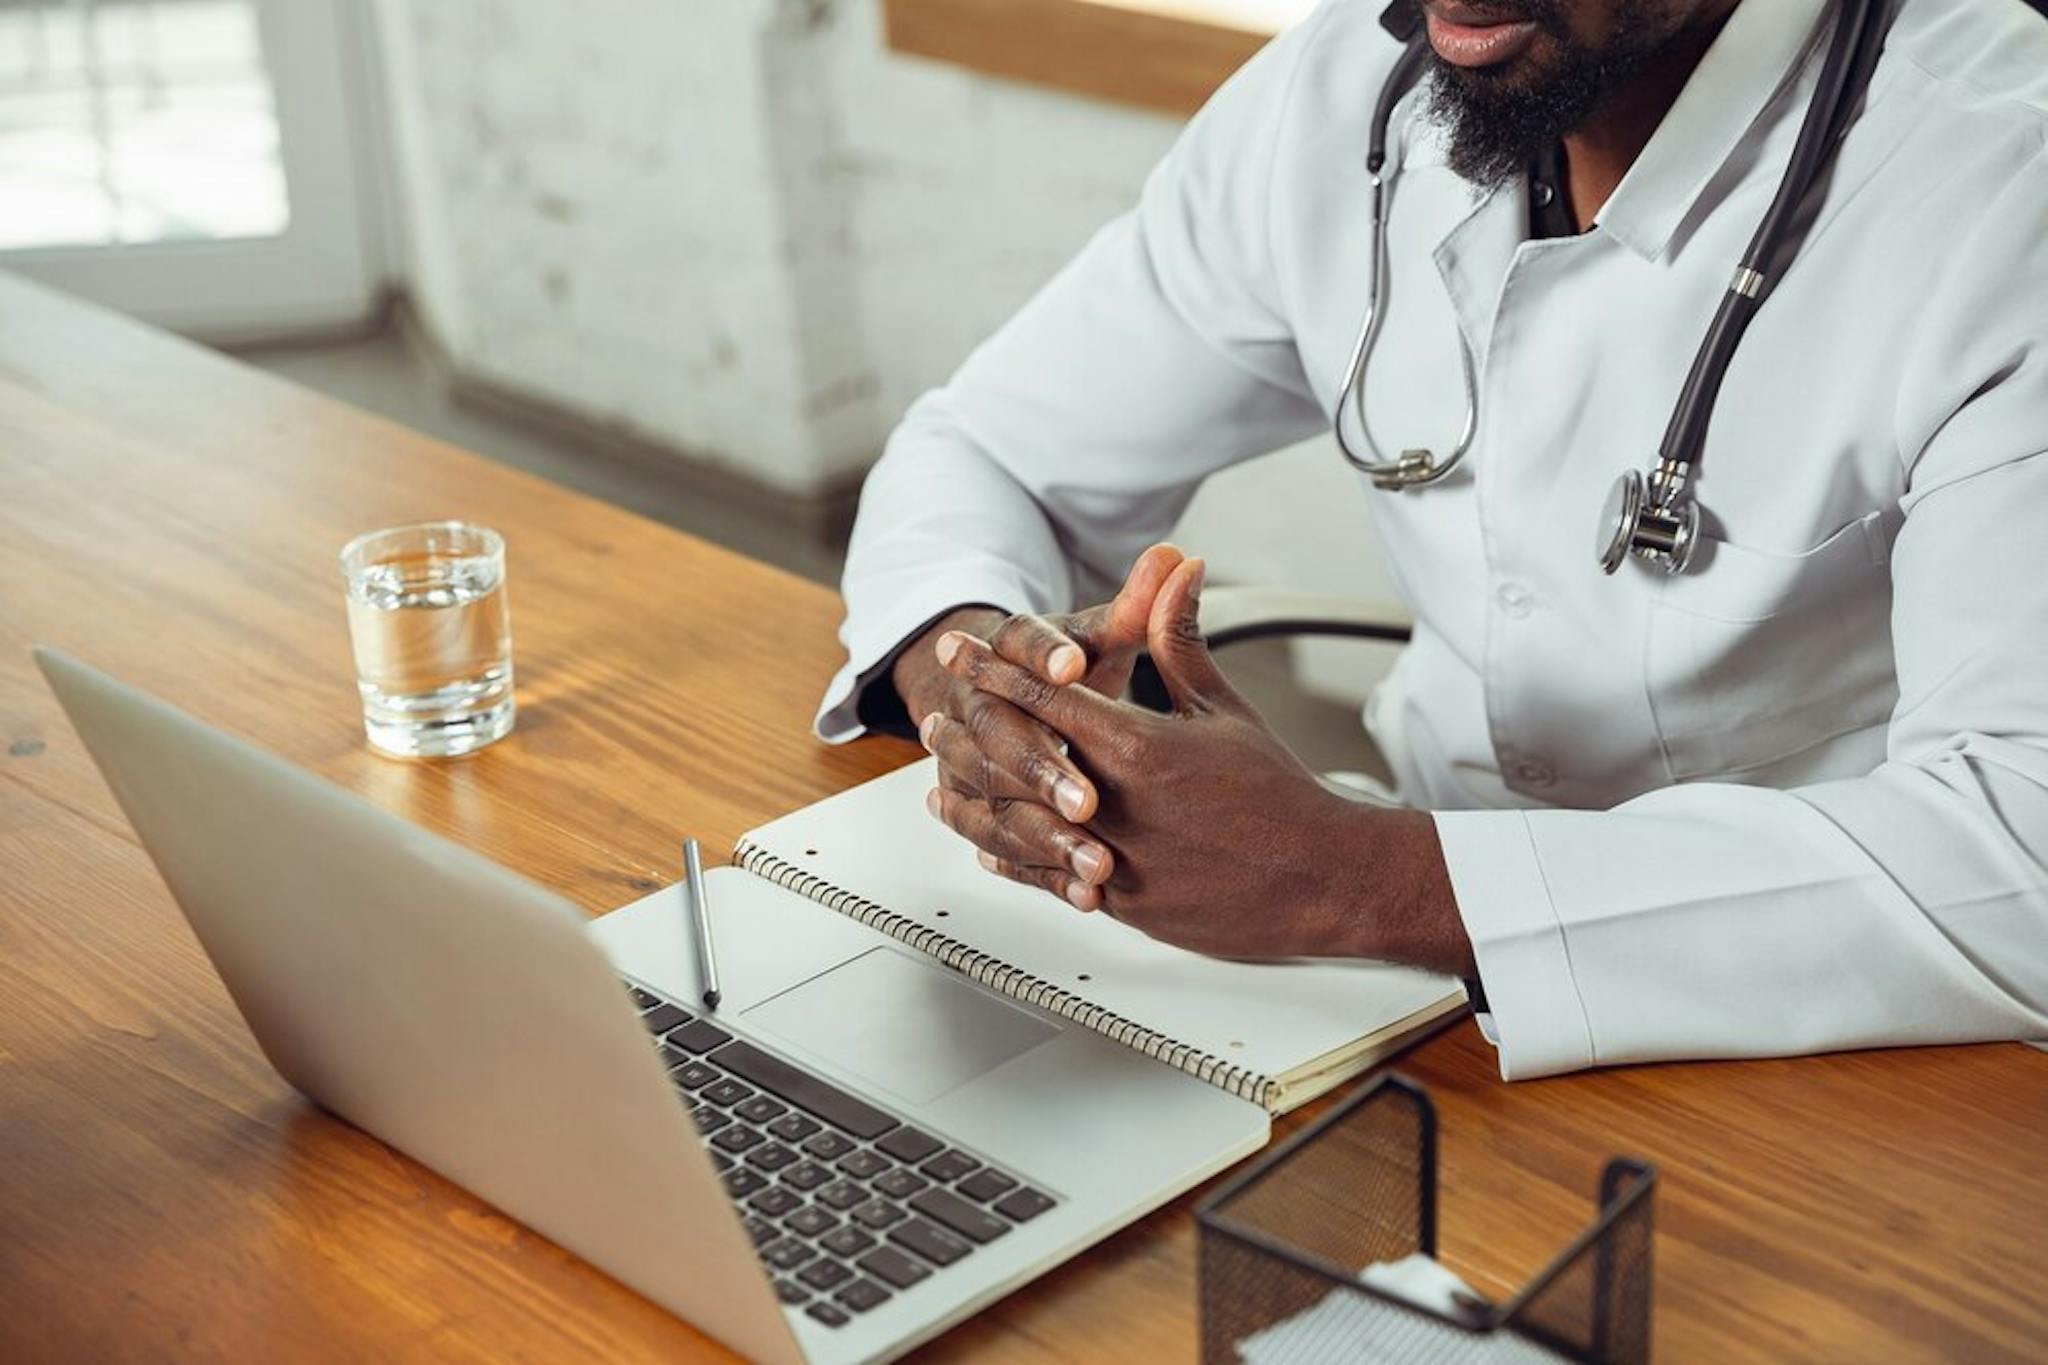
[744,947,1058,1106]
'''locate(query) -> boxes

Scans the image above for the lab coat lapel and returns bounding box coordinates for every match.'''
[1398,103,1527,384]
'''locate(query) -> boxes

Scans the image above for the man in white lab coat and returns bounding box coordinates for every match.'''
[816,0,2048,1078]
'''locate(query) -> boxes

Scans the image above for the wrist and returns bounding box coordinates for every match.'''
[1315,800,1476,977]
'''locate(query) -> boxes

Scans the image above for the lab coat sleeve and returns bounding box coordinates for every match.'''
[1433,151,2048,1080]
[814,6,1342,741]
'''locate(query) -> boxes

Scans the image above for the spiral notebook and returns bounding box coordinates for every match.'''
[734,758,1468,1115]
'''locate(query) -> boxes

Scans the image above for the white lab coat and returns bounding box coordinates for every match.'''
[817,0,2048,1078]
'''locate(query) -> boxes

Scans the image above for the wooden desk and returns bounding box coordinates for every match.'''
[2,272,2044,1363]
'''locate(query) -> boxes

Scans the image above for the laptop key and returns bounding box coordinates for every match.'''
[628,984,662,1011]
[672,1060,719,1090]
[693,1106,733,1134]
[956,1169,1018,1203]
[785,1204,839,1238]
[641,1003,691,1034]
[816,1179,867,1211]
[743,1215,778,1246]
[909,1188,1011,1244]
[667,1019,733,1054]
[820,1225,875,1258]
[710,1151,735,1172]
[747,1143,799,1173]
[806,1302,850,1328]
[710,1124,764,1153]
[835,1149,892,1181]
[802,1132,857,1162]
[768,1113,821,1143]
[873,1169,928,1200]
[887,1218,971,1267]
[712,1041,901,1141]
[762,1238,816,1271]
[876,1127,944,1164]
[725,1169,768,1199]
[798,1258,854,1292]
[781,1160,834,1192]
[773,1278,809,1305]
[701,1078,754,1107]
[735,1095,788,1124]
[920,1149,980,1183]
[749,1187,804,1218]
[859,1245,933,1290]
[994,1187,1056,1223]
[835,1279,893,1314]
[850,1199,907,1230]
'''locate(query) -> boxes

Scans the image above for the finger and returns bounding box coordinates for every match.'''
[924,707,1096,821]
[917,706,981,795]
[1145,556,1238,713]
[935,631,1126,737]
[975,850,1104,911]
[927,786,1115,886]
[988,613,1088,686]
[926,687,1091,814]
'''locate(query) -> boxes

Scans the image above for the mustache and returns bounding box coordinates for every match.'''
[1419,0,1572,38]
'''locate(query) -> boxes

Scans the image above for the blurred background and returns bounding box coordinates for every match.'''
[0,0,1398,762]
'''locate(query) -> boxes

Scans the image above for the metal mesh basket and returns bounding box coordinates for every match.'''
[1197,1075,1655,1365]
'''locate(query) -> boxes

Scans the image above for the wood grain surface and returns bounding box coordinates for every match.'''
[881,0,1275,116]
[2,271,2045,1362]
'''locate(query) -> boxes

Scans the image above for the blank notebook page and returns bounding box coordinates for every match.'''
[738,758,1461,1096]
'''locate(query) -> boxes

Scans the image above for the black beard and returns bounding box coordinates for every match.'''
[1421,5,1684,190]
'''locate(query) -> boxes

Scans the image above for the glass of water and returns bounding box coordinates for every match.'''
[339,521,515,758]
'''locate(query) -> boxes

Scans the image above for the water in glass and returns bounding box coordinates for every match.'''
[340,523,515,758]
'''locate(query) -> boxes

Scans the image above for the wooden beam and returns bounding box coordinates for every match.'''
[881,0,1295,117]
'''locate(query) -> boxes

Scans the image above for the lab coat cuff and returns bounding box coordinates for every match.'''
[814,579,1039,743]
[1432,810,1596,1080]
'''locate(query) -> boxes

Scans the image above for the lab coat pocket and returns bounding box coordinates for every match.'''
[1645,510,1899,780]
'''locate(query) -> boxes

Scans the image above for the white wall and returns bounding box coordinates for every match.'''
[370,0,1179,496]
[370,0,1397,702]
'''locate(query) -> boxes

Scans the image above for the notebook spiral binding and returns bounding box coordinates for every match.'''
[734,840,1276,1111]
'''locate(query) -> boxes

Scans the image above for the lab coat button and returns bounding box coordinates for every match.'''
[1514,759,1556,788]
[1495,582,1535,618]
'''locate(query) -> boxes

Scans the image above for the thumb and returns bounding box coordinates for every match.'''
[1102,542,1186,648]
[1067,542,1185,656]
[1146,557,1235,712]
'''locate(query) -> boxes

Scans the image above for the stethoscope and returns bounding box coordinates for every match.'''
[1334,0,1890,574]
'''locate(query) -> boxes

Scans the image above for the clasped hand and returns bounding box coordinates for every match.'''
[900,544,1469,971]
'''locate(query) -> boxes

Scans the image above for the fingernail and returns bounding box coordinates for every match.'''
[1186,558,1207,594]
[1070,843,1106,882]
[977,851,999,872]
[1065,880,1095,910]
[1048,643,1083,679]
[925,788,942,819]
[935,632,962,666]
[918,713,939,751]
[1053,776,1087,819]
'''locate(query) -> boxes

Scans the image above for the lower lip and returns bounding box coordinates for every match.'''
[1425,11,1540,67]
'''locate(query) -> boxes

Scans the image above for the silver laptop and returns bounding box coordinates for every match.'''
[37,647,1267,1364]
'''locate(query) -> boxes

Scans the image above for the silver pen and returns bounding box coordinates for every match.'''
[683,838,721,1011]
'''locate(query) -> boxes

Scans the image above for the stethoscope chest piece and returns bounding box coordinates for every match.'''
[1598,468,1700,576]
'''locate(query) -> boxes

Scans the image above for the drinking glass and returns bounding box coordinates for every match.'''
[339,521,515,758]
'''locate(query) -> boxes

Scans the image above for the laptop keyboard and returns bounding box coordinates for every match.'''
[626,980,1059,1330]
